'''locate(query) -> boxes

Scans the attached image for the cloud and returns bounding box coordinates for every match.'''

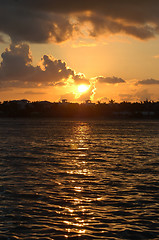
[0,43,39,88]
[78,13,155,40]
[136,79,159,85]
[0,1,73,43]
[77,84,96,101]
[97,76,125,84]
[0,1,159,43]
[73,74,90,85]
[0,43,83,88]
[40,55,75,84]
[72,40,97,48]
[23,91,46,95]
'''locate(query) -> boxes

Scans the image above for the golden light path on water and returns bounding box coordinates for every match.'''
[52,122,103,238]
[61,123,92,238]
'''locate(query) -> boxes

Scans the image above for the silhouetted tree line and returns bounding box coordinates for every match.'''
[0,99,159,119]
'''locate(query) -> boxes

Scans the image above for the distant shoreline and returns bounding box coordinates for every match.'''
[0,100,159,119]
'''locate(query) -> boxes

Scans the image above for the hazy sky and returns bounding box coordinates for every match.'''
[0,0,159,102]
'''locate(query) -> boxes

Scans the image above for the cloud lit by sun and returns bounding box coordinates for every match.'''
[73,84,91,100]
[78,84,90,93]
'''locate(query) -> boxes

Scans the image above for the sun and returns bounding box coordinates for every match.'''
[78,84,89,93]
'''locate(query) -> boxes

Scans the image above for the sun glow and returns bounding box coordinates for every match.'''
[78,84,89,93]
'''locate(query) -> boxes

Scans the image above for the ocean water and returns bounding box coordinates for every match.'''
[0,119,159,240]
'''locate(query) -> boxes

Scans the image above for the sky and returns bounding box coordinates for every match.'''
[0,0,159,103]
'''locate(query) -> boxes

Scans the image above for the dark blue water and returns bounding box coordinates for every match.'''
[0,119,159,239]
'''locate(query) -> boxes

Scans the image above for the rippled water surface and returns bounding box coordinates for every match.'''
[0,119,159,240]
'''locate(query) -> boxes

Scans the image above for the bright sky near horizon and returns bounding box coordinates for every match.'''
[0,0,159,102]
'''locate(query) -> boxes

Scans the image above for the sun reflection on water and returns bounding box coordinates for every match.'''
[62,122,92,236]
[70,123,91,151]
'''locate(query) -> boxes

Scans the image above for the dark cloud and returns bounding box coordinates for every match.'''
[0,1,73,43]
[40,55,74,83]
[0,1,159,43]
[18,0,159,23]
[73,74,90,85]
[0,43,35,81]
[136,79,159,85]
[97,76,125,84]
[78,13,155,40]
[0,43,81,88]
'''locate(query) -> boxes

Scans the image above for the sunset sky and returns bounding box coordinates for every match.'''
[0,0,159,102]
